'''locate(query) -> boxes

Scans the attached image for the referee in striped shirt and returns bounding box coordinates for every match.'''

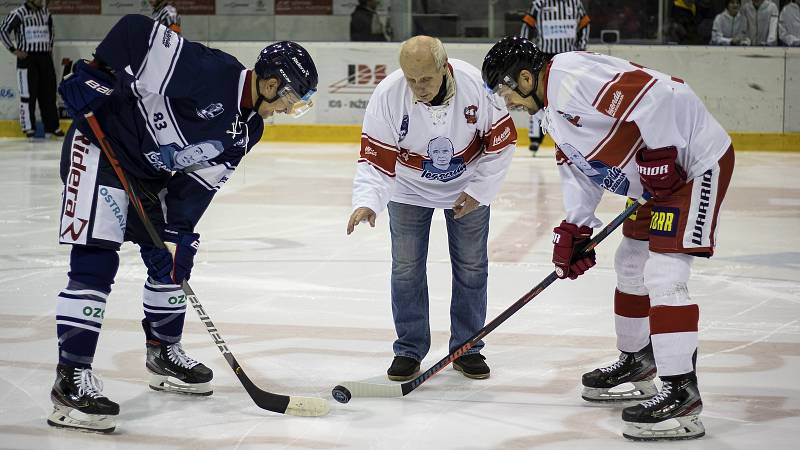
[520,0,590,155]
[150,0,182,34]
[1,0,62,138]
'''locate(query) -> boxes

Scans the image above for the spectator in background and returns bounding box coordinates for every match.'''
[351,0,389,41]
[742,0,779,45]
[670,0,698,43]
[150,0,181,33]
[712,0,751,44]
[780,0,800,45]
[520,0,589,156]
[0,0,63,139]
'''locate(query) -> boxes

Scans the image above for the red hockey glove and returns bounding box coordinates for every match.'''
[636,146,687,200]
[552,221,596,280]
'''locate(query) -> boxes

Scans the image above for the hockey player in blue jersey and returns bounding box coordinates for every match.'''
[48,14,318,433]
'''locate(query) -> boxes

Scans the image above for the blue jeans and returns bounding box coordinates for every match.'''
[388,201,489,361]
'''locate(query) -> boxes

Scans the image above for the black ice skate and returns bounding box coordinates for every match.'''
[621,374,705,441]
[47,364,119,433]
[146,339,213,395]
[581,344,657,402]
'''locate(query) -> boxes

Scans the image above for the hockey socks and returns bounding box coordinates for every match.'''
[142,279,187,343]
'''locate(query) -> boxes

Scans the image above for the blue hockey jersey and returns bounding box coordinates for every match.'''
[77,14,264,233]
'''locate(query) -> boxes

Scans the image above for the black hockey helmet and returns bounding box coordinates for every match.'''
[482,36,547,108]
[254,41,318,117]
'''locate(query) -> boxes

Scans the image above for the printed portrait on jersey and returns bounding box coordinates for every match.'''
[421,136,466,182]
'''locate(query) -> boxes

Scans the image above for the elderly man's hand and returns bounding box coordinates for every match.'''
[347,207,376,235]
[453,192,480,219]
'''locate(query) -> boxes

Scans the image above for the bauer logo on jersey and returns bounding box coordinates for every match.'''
[196,103,224,120]
[464,105,477,124]
[650,207,679,236]
[421,136,466,182]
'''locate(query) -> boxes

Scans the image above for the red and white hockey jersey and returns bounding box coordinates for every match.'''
[543,52,731,227]
[352,59,517,214]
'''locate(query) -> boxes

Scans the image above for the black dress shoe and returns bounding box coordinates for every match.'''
[453,353,490,379]
[387,355,420,381]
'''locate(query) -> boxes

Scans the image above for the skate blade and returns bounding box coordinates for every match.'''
[623,415,705,441]
[148,372,212,396]
[47,405,116,433]
[582,380,658,403]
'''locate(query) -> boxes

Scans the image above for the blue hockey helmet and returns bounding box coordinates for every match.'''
[254,41,318,117]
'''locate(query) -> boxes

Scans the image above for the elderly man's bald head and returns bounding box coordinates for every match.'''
[398,36,448,103]
[399,36,447,69]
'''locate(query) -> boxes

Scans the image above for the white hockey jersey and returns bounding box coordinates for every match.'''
[352,59,517,214]
[543,52,731,228]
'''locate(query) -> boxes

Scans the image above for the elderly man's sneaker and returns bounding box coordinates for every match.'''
[454,353,490,379]
[387,356,420,381]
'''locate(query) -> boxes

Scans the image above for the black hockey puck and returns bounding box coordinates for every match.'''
[332,385,351,404]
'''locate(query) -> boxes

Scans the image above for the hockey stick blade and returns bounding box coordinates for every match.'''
[84,113,329,417]
[332,193,651,403]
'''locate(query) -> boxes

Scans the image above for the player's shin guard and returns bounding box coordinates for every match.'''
[142,279,187,344]
[56,245,118,368]
[48,364,119,433]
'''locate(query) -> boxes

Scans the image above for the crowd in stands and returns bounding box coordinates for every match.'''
[673,0,799,46]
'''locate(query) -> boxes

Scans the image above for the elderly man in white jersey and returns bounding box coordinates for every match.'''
[347,36,516,381]
[482,37,734,441]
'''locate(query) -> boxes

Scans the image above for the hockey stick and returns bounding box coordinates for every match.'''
[83,112,329,417]
[331,193,651,403]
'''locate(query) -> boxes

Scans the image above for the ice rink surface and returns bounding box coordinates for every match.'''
[0,138,798,449]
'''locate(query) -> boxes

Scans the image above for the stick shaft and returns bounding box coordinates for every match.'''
[83,114,326,415]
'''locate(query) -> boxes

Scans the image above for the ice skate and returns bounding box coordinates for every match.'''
[47,364,119,433]
[146,340,213,395]
[581,344,657,403]
[622,374,705,441]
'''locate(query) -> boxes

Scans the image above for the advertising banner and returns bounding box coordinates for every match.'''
[214,0,273,15]
[100,0,149,15]
[314,44,397,124]
[275,0,331,15]
[49,0,102,14]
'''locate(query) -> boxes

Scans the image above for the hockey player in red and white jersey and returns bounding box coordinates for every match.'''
[347,36,516,382]
[482,36,735,441]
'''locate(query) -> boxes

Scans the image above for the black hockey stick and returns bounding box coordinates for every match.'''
[84,113,329,417]
[331,193,652,403]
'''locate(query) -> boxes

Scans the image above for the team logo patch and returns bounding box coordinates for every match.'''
[196,103,224,120]
[464,105,477,124]
[421,136,466,182]
[398,114,409,142]
[649,206,679,237]
[557,143,631,195]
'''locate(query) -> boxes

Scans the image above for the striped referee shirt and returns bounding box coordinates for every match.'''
[152,2,182,34]
[520,0,590,55]
[0,1,53,53]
